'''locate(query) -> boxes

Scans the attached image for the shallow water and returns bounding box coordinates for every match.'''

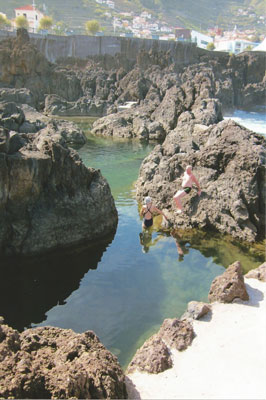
[0,114,264,370]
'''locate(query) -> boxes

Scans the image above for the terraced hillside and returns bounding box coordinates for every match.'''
[0,0,265,33]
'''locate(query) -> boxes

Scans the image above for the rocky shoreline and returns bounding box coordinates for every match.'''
[1,29,265,248]
[1,262,265,398]
[0,28,265,399]
[126,263,266,400]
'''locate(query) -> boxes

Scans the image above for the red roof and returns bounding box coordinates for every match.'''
[15,5,35,11]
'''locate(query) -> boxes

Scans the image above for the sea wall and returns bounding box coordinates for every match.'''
[0,29,225,64]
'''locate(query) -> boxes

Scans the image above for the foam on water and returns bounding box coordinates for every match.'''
[224,107,266,137]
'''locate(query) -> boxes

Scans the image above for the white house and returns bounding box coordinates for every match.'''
[215,38,257,54]
[106,0,115,9]
[14,1,44,32]
[191,30,213,49]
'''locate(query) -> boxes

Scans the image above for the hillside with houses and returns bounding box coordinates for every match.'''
[0,0,265,54]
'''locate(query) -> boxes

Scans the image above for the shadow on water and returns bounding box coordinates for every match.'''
[0,235,114,332]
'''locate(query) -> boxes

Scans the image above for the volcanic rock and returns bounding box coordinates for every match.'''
[126,318,194,375]
[208,261,249,303]
[181,301,211,320]
[126,335,172,374]
[135,119,266,242]
[0,122,117,256]
[245,262,266,282]
[0,323,127,399]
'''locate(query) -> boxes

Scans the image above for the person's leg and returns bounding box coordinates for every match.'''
[173,190,186,211]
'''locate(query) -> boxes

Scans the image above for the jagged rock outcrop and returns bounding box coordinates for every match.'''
[126,318,193,374]
[135,119,266,242]
[1,29,265,120]
[0,88,35,108]
[245,262,266,282]
[0,322,127,399]
[0,102,86,145]
[44,94,107,117]
[0,122,117,256]
[208,261,249,303]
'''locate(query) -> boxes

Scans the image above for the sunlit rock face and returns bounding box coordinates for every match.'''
[135,119,266,242]
[0,122,117,256]
[0,322,127,399]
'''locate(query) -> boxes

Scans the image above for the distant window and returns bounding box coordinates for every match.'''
[201,40,208,45]
[36,15,38,20]
[23,13,26,17]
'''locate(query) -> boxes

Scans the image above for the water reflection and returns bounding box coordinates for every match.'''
[0,236,113,331]
[170,228,265,273]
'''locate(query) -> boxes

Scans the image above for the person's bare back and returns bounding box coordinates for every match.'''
[173,165,201,213]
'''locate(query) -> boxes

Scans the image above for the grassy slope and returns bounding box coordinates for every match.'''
[0,0,264,32]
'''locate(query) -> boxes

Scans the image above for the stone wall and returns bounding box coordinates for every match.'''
[0,29,226,64]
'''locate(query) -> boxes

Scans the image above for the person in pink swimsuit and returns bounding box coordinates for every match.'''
[173,165,201,213]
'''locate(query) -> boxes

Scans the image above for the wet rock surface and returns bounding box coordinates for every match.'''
[208,261,249,303]
[0,323,127,399]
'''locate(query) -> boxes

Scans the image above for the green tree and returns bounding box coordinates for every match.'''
[0,14,11,29]
[52,21,68,35]
[39,16,53,30]
[206,42,215,51]
[245,45,253,51]
[85,20,100,35]
[15,15,29,29]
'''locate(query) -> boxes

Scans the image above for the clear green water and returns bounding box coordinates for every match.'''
[1,118,264,370]
[32,125,264,369]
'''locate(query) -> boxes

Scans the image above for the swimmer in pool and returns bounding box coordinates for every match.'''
[140,196,168,229]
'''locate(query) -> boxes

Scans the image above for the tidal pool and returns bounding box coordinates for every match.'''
[0,118,264,370]
[39,125,264,368]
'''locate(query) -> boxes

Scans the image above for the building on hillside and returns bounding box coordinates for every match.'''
[191,30,213,49]
[14,1,44,32]
[214,38,257,54]
[140,11,151,19]
[174,27,191,40]
[106,0,115,9]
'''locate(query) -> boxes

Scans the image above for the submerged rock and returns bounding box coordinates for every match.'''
[208,261,249,303]
[0,322,127,399]
[0,123,117,256]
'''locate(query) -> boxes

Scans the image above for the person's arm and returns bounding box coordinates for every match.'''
[153,206,168,220]
[140,206,145,216]
[192,174,201,196]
